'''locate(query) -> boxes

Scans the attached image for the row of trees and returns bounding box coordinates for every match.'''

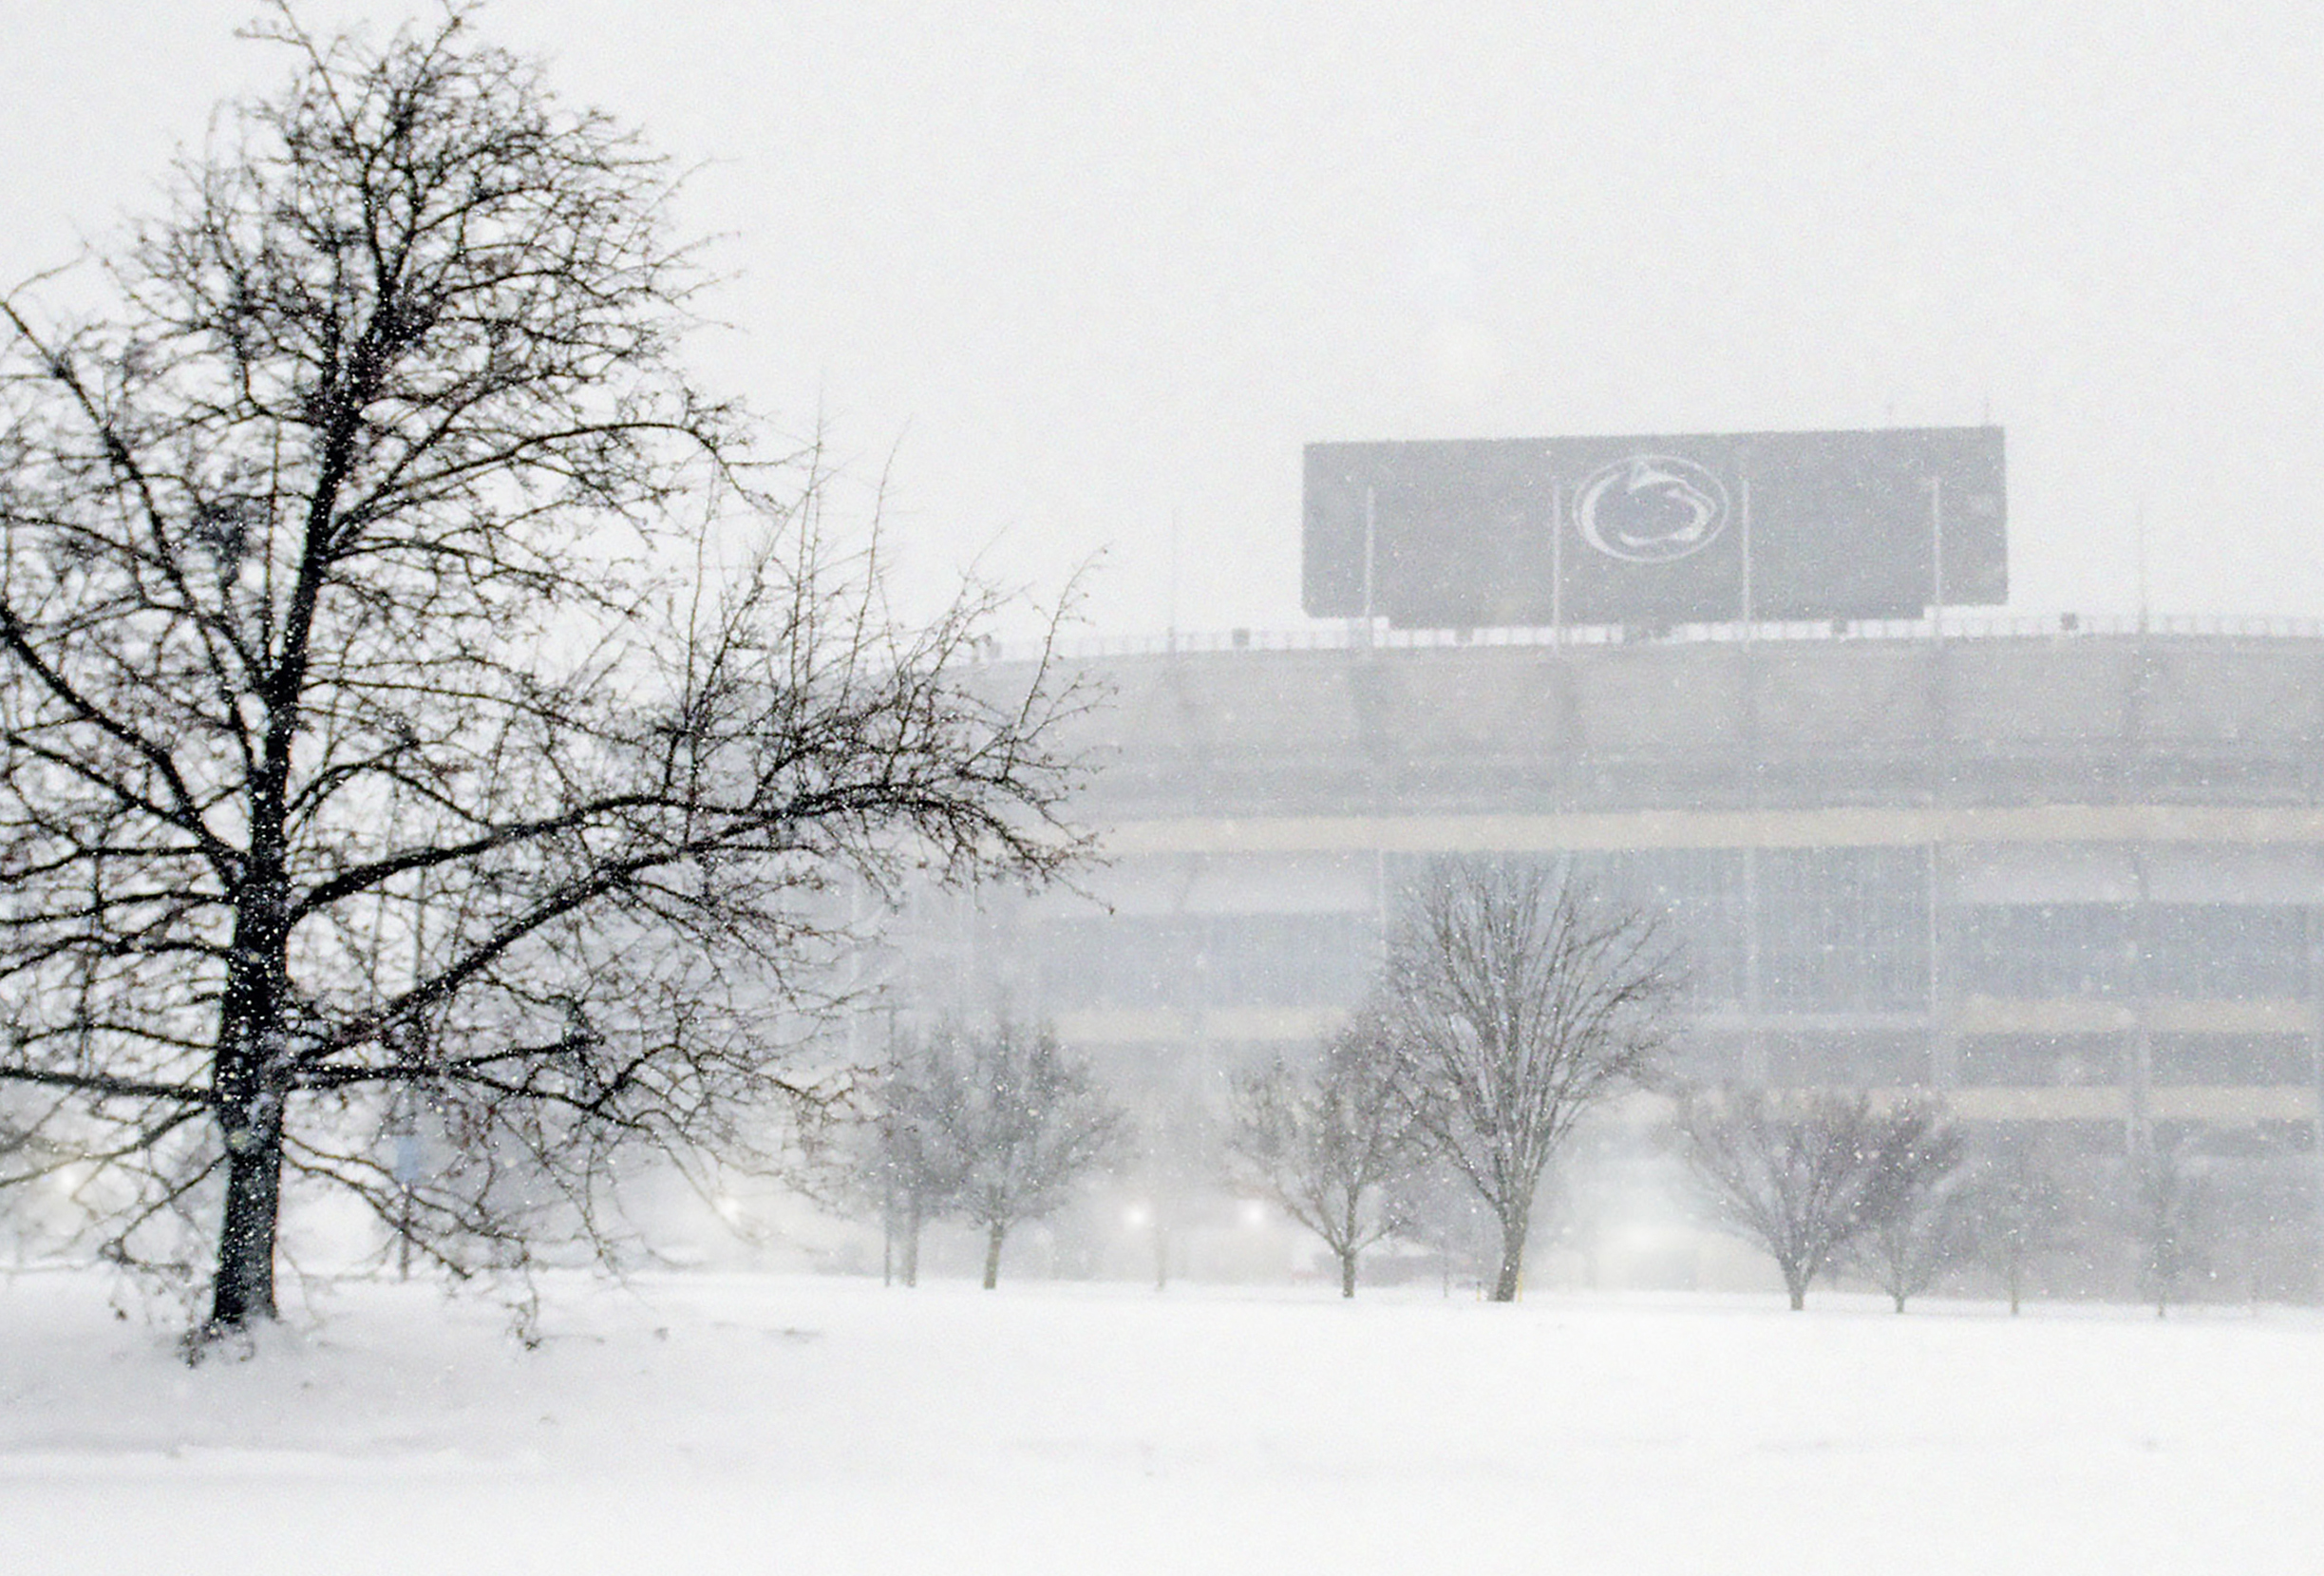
[1228,1052,2232,1314]
[1193,863,1671,1301]
[852,862,1672,1298]
[1014,859,2233,1313]
[1676,1092,2232,1317]
[833,861,2237,1313]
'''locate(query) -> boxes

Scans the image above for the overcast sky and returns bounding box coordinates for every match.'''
[5,2,2320,636]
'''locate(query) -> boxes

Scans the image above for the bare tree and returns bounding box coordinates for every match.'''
[853,1030,972,1288]
[1850,1104,1968,1312]
[0,7,1087,1337]
[1226,1015,1424,1298]
[1382,863,1672,1301]
[2123,1138,2212,1318]
[1128,1079,1219,1293]
[1674,1088,1901,1311]
[1961,1130,2073,1315]
[0,1100,48,1244]
[930,1016,1126,1289]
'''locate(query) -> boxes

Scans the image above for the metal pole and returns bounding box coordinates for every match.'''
[1166,508,1180,655]
[1921,473,1946,1087]
[2308,910,2324,1294]
[1930,475,1945,638]
[1927,843,1950,1089]
[1550,483,1564,647]
[1744,845,1767,1085]
[2128,845,2153,1158]
[2136,503,2149,635]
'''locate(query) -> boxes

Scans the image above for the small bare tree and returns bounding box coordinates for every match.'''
[1961,1130,2074,1315]
[930,1016,1126,1289]
[1851,1104,1968,1312]
[1382,863,1672,1301]
[2123,1137,2212,1318]
[1675,1087,1906,1310]
[1226,1015,1424,1298]
[853,1031,972,1288]
[1129,1081,1219,1293]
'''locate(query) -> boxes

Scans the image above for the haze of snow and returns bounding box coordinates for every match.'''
[4,1270,2318,1575]
[5,3,2322,636]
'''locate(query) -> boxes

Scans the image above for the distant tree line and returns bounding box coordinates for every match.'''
[1671,1092,2241,1317]
[847,861,1671,1298]
[840,856,2281,1317]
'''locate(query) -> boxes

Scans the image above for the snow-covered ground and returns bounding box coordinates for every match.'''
[3,1269,2317,1575]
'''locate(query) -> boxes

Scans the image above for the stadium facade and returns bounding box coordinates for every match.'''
[928,613,2324,1169]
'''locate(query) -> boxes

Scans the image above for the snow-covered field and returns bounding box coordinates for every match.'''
[3,1269,2317,1575]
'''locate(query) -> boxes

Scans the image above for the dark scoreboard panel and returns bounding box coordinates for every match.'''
[1303,427,2005,628]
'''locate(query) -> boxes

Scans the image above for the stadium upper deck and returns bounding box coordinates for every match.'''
[924,618,2324,1144]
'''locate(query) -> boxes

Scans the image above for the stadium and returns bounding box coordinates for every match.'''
[899,427,2324,1293]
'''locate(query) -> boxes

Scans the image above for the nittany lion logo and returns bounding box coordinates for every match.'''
[1572,455,1730,563]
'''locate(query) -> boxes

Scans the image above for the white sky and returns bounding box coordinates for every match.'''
[5,2,2320,636]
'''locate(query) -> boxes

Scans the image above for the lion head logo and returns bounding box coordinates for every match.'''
[1572,455,1731,563]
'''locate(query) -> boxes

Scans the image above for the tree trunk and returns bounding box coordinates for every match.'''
[982,1220,1006,1289]
[206,939,292,1331]
[208,1107,286,1328]
[900,1203,922,1288]
[1782,1261,1810,1310]
[1339,1249,1358,1299]
[1892,1291,1908,1313]
[1488,1213,1527,1302]
[207,817,295,1331]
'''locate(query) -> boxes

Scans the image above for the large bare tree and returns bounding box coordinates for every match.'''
[1227,1015,1423,1298]
[1381,862,1672,1301]
[0,6,1086,1335]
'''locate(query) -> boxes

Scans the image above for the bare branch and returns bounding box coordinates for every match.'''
[0,8,1087,1332]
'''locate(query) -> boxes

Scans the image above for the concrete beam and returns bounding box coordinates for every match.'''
[1098,804,2324,857]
